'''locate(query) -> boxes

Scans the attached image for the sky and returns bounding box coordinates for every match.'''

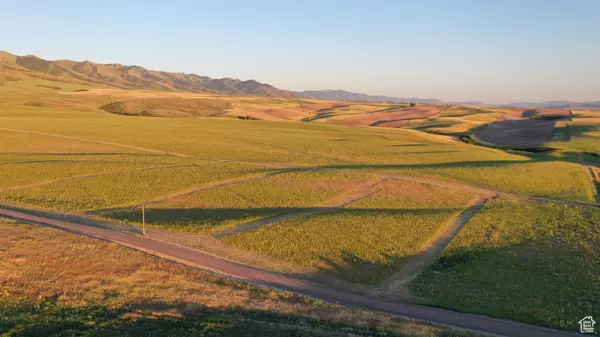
[1,0,599,103]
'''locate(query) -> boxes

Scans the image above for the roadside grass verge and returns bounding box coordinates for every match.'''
[103,170,372,233]
[410,197,600,330]
[5,162,274,212]
[223,180,477,284]
[0,220,480,337]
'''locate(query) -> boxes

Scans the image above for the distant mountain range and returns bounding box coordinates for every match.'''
[295,90,443,104]
[1,51,598,108]
[495,101,600,109]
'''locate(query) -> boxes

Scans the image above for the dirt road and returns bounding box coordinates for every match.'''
[213,178,386,238]
[378,197,490,299]
[0,206,579,337]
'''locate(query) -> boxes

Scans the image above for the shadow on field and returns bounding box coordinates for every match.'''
[103,207,455,233]
[1,300,420,337]
[314,160,530,170]
[103,206,458,285]
[409,238,599,331]
[315,250,408,285]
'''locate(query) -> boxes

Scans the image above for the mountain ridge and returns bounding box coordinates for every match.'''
[295,89,444,104]
[0,51,294,98]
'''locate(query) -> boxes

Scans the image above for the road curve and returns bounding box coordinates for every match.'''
[0,207,579,337]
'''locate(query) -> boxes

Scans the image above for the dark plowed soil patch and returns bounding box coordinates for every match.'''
[473,119,556,147]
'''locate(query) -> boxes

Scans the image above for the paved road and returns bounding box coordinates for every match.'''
[0,207,580,337]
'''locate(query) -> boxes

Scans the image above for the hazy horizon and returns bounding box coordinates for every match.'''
[2,0,599,104]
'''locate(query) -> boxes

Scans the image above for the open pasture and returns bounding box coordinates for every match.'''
[102,170,374,233]
[223,179,477,284]
[0,153,204,191]
[411,197,600,330]
[0,99,594,202]
[548,110,600,154]
[4,161,274,212]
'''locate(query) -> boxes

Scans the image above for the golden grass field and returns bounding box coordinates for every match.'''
[1,64,599,333]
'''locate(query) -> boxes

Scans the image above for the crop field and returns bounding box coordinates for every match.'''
[410,197,600,330]
[223,179,478,284]
[1,76,594,197]
[404,106,503,135]
[103,170,374,233]
[0,221,477,337]
[1,68,599,334]
[317,105,447,127]
[5,161,275,212]
[548,110,600,154]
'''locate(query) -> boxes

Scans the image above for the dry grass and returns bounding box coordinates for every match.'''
[0,220,479,337]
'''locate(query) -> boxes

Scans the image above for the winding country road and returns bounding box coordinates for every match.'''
[0,206,580,337]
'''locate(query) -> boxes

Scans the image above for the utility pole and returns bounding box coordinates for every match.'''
[141,204,146,236]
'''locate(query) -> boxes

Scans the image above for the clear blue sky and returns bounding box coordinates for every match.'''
[2,0,599,103]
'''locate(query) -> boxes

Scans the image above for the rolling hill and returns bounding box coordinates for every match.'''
[496,100,600,109]
[0,51,294,97]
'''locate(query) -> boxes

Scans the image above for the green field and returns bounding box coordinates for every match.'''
[548,110,600,154]
[411,197,600,329]
[5,161,274,211]
[224,180,477,284]
[103,170,373,233]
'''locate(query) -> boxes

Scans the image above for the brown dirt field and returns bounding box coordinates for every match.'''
[326,105,447,127]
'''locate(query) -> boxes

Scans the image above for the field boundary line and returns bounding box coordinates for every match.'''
[366,171,600,208]
[0,127,195,157]
[0,162,225,192]
[212,178,386,238]
[588,166,600,203]
[0,207,579,337]
[578,153,600,203]
[88,168,307,214]
[374,196,489,300]
[0,128,303,170]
